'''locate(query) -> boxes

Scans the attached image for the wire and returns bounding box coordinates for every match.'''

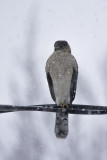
[0,104,107,115]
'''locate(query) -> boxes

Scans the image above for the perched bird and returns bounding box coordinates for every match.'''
[45,40,78,138]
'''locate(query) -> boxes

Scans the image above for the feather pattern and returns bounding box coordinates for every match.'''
[45,41,78,138]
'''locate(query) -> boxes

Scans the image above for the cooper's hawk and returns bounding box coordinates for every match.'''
[45,40,78,138]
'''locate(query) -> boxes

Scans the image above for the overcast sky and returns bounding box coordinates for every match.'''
[0,0,107,160]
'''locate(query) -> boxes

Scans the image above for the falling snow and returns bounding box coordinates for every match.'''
[0,0,107,160]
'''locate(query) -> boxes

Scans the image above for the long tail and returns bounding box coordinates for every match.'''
[54,112,68,138]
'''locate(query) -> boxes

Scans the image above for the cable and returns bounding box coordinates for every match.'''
[0,104,107,115]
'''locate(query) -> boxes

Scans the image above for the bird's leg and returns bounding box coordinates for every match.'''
[59,102,69,112]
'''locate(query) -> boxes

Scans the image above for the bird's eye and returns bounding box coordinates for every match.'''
[63,42,67,46]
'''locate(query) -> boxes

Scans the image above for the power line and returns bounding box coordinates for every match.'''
[0,104,107,115]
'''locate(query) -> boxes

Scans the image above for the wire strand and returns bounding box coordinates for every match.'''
[0,104,107,115]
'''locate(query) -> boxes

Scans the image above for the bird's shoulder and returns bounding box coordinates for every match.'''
[45,52,55,72]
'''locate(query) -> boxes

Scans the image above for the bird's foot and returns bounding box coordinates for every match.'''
[59,102,69,112]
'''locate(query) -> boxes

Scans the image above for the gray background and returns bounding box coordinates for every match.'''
[0,0,107,159]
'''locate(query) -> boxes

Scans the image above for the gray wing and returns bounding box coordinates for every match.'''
[46,72,56,102]
[70,68,78,103]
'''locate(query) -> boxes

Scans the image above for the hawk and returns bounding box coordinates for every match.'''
[45,40,78,138]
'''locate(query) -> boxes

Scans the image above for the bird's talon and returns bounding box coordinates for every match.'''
[59,102,69,112]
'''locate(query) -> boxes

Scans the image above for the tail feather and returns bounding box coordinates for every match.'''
[54,112,68,138]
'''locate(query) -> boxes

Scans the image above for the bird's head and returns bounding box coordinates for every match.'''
[54,40,71,53]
